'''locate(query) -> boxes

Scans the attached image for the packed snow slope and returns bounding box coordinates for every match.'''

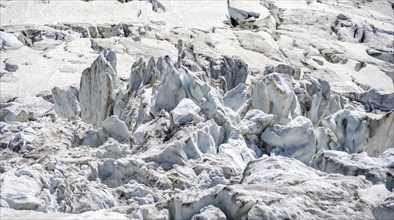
[0,0,393,219]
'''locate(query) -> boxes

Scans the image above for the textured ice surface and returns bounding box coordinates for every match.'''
[0,0,393,219]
